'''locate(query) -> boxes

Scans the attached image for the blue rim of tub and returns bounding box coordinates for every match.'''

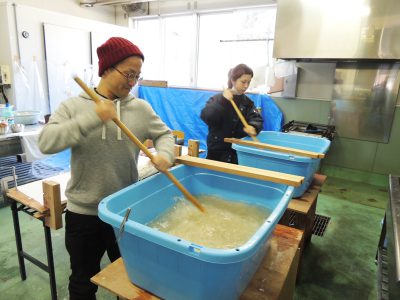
[99,164,294,264]
[232,131,331,162]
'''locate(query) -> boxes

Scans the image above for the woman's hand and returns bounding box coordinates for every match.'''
[243,125,257,137]
[152,154,173,172]
[95,100,117,122]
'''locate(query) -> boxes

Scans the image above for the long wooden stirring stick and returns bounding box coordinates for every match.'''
[73,76,205,213]
[227,97,260,142]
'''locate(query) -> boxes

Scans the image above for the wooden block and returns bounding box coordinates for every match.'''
[312,173,327,188]
[288,187,320,214]
[287,174,327,214]
[174,144,182,158]
[42,181,63,230]
[138,80,167,87]
[188,139,199,157]
[171,130,184,139]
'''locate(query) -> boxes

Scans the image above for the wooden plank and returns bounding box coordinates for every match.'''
[224,137,325,158]
[288,187,320,214]
[138,80,167,87]
[241,225,303,300]
[6,189,48,213]
[175,156,304,187]
[91,224,303,300]
[42,181,63,230]
[91,258,160,300]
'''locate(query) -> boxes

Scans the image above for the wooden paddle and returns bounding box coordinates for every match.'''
[73,76,205,213]
[176,156,304,187]
[224,138,325,159]
[227,97,260,142]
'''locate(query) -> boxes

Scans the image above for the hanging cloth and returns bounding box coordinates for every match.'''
[30,56,48,116]
[13,56,31,111]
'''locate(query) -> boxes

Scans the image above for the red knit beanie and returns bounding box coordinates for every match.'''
[97,37,144,76]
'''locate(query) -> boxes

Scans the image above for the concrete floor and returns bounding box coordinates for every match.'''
[0,166,387,300]
[294,174,386,300]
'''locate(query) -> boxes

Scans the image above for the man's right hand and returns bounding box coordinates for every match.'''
[95,100,117,121]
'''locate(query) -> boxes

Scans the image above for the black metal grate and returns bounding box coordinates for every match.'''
[312,214,331,236]
[377,247,389,300]
[0,156,38,188]
[287,210,297,226]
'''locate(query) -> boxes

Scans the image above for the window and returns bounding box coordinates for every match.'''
[132,6,276,90]
[164,15,196,87]
[134,18,162,80]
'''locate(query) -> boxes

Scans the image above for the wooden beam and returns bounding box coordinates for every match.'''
[224,138,325,158]
[43,180,63,230]
[7,189,49,214]
[175,156,303,187]
[188,139,199,157]
[174,144,182,158]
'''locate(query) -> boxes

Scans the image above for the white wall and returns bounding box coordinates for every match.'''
[0,1,132,113]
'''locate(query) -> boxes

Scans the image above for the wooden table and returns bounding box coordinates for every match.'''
[5,173,69,300]
[91,224,303,300]
[279,174,327,246]
[2,147,194,300]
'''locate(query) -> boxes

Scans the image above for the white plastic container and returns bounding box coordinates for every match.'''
[14,111,41,125]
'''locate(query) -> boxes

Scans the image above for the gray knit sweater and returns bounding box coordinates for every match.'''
[38,91,174,215]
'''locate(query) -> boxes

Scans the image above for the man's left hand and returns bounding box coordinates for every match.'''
[152,154,173,172]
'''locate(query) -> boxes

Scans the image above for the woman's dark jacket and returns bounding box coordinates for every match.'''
[200,93,263,163]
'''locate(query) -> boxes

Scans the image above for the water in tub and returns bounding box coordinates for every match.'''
[148,195,270,249]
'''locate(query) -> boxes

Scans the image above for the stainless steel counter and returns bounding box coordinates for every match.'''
[387,175,400,298]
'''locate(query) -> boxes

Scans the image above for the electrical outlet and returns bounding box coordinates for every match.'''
[0,65,11,85]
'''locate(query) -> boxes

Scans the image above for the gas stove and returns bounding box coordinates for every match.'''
[282,120,335,141]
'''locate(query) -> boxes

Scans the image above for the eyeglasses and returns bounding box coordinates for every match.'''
[112,67,142,82]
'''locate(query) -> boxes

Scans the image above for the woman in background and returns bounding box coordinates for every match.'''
[200,64,263,164]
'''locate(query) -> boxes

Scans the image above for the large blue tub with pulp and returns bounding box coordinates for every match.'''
[98,164,295,300]
[233,131,331,198]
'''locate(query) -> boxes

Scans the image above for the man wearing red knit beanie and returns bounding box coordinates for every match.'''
[39,37,174,300]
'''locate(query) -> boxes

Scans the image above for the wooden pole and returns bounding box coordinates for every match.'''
[224,138,325,159]
[73,76,205,213]
[227,98,260,142]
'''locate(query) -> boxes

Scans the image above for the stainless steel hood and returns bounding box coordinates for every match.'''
[273,0,400,59]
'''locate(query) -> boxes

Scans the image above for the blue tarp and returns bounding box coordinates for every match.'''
[138,86,284,151]
[31,148,71,178]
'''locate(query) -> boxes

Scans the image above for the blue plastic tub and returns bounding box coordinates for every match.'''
[232,131,331,198]
[99,164,294,300]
